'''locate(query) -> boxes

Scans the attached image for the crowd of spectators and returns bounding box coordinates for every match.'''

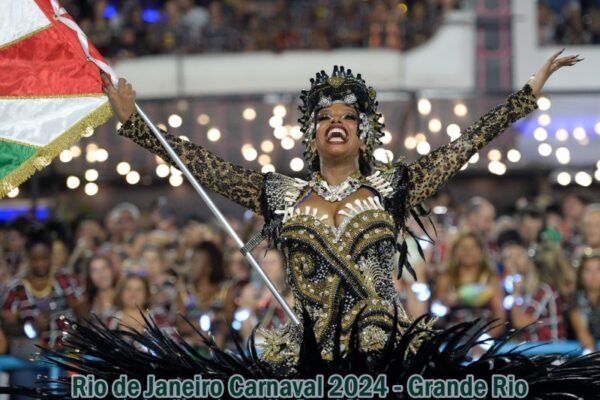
[538,0,600,45]
[0,189,599,366]
[61,0,463,59]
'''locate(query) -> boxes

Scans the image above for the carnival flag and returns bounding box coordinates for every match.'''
[0,0,116,197]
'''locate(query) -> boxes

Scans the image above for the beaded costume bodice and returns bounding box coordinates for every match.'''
[117,84,539,366]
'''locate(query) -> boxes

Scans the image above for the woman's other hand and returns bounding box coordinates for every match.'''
[528,49,583,98]
[101,73,136,124]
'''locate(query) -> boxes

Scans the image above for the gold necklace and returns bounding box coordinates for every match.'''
[24,276,54,298]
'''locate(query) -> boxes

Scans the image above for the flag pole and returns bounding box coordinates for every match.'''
[134,105,300,326]
[49,0,299,325]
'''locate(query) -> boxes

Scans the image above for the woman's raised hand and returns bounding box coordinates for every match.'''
[528,49,583,98]
[101,73,136,124]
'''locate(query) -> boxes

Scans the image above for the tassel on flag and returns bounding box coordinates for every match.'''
[0,0,114,197]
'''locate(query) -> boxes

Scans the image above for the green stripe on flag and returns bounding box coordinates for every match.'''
[0,141,38,180]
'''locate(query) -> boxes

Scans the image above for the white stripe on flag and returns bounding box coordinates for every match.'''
[0,96,108,147]
[0,0,50,47]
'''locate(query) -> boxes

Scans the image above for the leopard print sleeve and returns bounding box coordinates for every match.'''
[117,112,265,214]
[405,84,538,210]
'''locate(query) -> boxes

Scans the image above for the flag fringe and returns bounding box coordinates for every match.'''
[0,101,112,198]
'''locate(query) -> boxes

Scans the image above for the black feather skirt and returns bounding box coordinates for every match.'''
[4,309,600,400]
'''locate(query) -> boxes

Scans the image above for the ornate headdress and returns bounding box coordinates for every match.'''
[298,66,385,173]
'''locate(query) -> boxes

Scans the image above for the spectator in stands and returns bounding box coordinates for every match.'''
[176,241,235,348]
[84,254,118,322]
[575,204,600,259]
[434,231,506,336]
[502,240,569,341]
[2,230,85,348]
[515,206,545,249]
[569,251,600,351]
[107,273,169,331]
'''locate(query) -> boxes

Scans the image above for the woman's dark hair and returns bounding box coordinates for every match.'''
[85,254,118,305]
[193,241,225,284]
[24,228,53,253]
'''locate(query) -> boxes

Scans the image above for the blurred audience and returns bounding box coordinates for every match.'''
[538,0,600,45]
[60,0,464,60]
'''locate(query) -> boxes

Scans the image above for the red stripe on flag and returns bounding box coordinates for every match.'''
[0,0,108,97]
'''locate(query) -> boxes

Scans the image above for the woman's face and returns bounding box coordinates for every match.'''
[190,250,210,282]
[28,244,52,278]
[89,258,114,291]
[142,249,163,278]
[581,258,600,292]
[314,103,364,164]
[455,236,483,268]
[501,244,530,275]
[582,211,600,247]
[121,278,147,309]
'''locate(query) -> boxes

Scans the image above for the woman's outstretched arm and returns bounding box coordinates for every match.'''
[102,74,265,214]
[405,50,582,210]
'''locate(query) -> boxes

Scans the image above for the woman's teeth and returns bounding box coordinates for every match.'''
[327,127,347,143]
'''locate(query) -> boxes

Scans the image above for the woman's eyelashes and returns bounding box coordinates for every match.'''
[316,113,358,122]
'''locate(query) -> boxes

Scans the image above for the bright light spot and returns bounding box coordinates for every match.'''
[85,169,99,182]
[595,169,600,181]
[261,164,275,173]
[170,166,182,176]
[557,172,571,186]
[168,114,182,128]
[289,126,303,140]
[381,130,392,145]
[59,150,73,163]
[169,174,183,187]
[95,148,108,162]
[415,133,426,142]
[126,171,140,185]
[488,160,507,175]
[507,149,521,163]
[453,103,468,117]
[84,182,98,196]
[579,137,590,146]
[533,127,548,141]
[538,143,552,157]
[197,114,210,125]
[431,301,448,317]
[595,122,600,135]
[418,98,431,115]
[411,283,431,302]
[460,163,468,171]
[24,322,36,339]
[555,147,570,165]
[234,308,251,322]
[537,114,551,126]
[537,97,551,111]
[258,154,272,166]
[446,124,461,137]
[273,105,287,118]
[70,145,81,158]
[116,162,131,175]
[66,176,80,189]
[178,135,190,142]
[157,123,167,131]
[487,149,502,161]
[156,164,170,178]
[261,140,274,153]
[290,157,304,172]
[555,128,569,142]
[404,136,417,150]
[269,116,283,128]
[416,141,431,155]
[116,122,122,130]
[374,148,393,163]
[428,118,442,133]
[575,171,592,187]
[281,137,295,150]
[207,128,221,142]
[199,315,211,331]
[7,188,19,198]
[273,126,287,139]
[242,108,256,121]
[86,143,98,152]
[241,145,258,161]
[82,126,94,137]
[573,127,587,140]
[469,153,479,164]
[85,150,96,163]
